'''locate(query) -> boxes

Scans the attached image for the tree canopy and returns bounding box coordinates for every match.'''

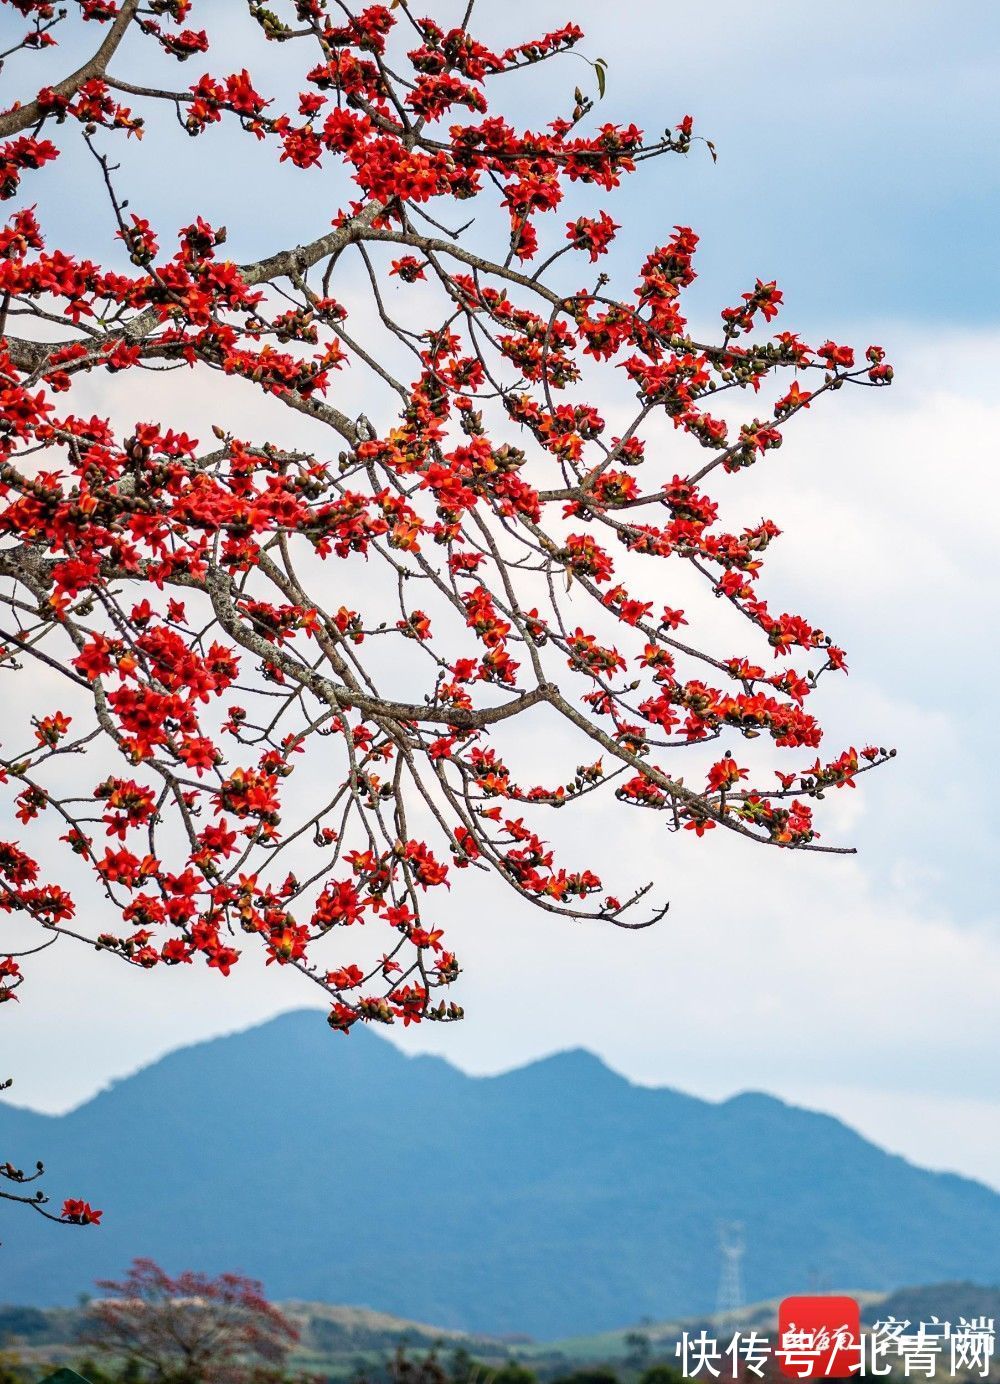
[0,0,893,1042]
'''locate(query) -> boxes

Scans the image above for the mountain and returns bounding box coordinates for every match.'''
[2,1010,1000,1339]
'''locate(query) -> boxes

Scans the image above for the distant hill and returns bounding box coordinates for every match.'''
[860,1281,1000,1326]
[7,1285,1000,1381]
[0,1298,514,1379]
[3,1010,1000,1339]
[538,1284,1000,1364]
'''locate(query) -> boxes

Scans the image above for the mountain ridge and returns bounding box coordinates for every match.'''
[2,1017,980,1191]
[3,1008,999,1338]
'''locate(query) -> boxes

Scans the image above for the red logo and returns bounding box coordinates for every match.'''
[777,1296,862,1378]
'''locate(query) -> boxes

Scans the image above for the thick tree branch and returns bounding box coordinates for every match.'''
[0,0,142,138]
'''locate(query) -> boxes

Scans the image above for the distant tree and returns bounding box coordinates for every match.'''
[388,1346,454,1384]
[487,1364,539,1384]
[383,1347,538,1384]
[76,1358,146,1384]
[551,1368,620,1384]
[444,1348,478,1384]
[83,1258,300,1384]
[623,1333,652,1374]
[637,1364,684,1384]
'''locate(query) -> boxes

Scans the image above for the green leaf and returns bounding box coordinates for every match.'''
[594,57,607,100]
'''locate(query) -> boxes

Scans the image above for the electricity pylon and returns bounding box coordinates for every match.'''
[715,1221,746,1318]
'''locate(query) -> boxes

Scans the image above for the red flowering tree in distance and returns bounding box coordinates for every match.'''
[0,0,895,1054]
[84,1257,300,1381]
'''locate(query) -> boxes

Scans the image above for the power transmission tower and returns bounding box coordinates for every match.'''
[715,1221,746,1318]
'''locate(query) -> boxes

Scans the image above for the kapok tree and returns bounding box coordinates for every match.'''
[0,0,894,1041]
[0,1071,101,1227]
[84,1258,300,1382]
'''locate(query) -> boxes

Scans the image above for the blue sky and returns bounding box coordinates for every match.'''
[3,1,999,1196]
[561,0,1000,330]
